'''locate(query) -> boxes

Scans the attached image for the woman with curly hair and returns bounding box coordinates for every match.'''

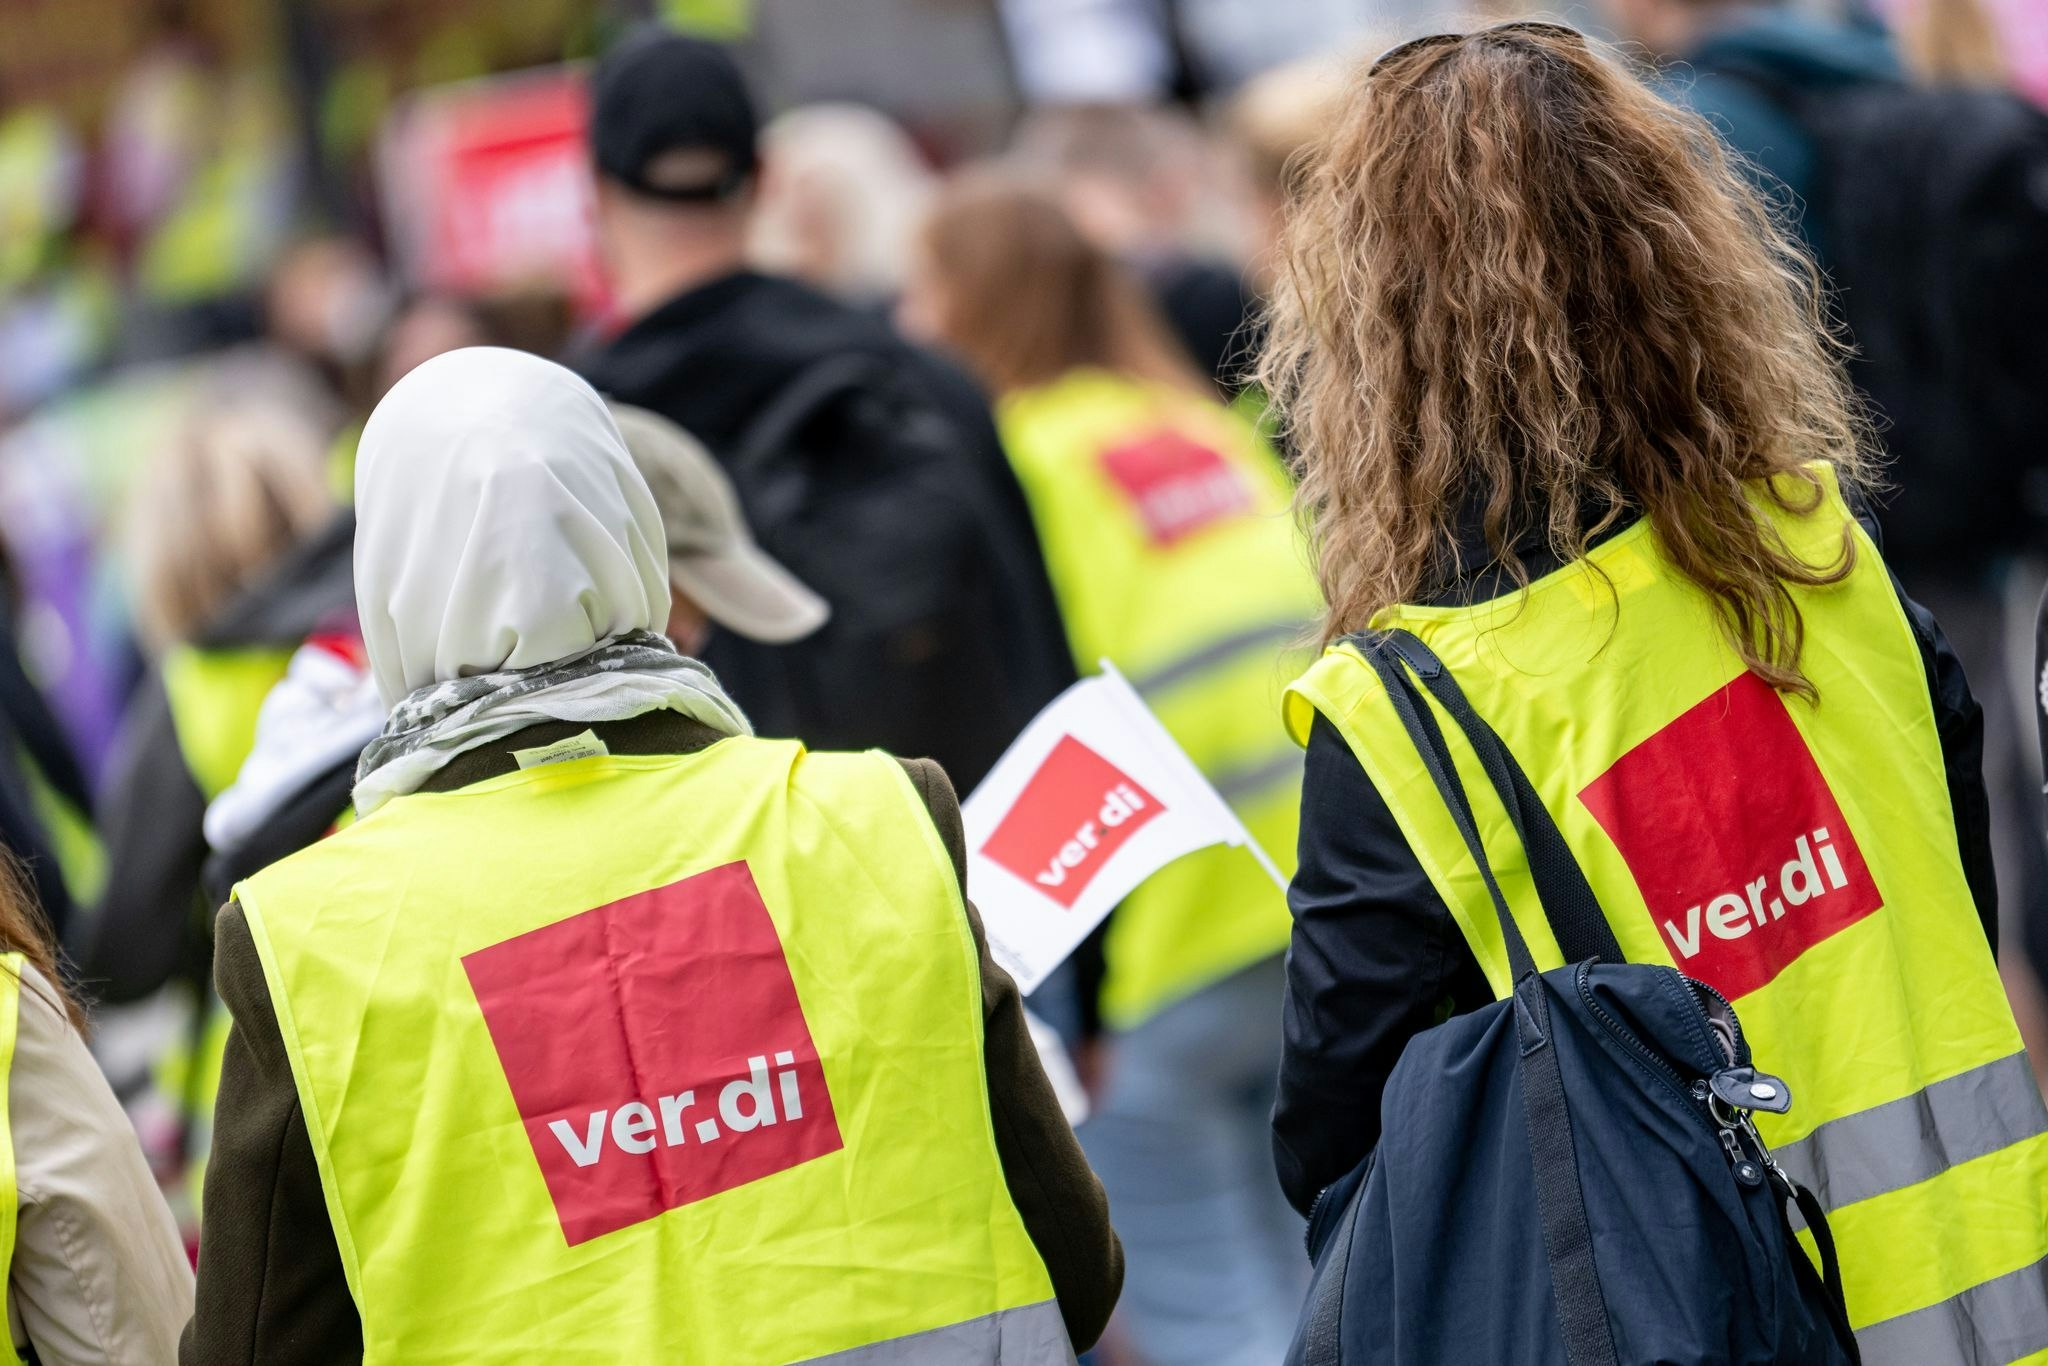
[1265,22,2047,1362]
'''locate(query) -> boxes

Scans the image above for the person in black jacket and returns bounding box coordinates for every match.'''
[1256,21,2007,1228]
[0,584,95,943]
[1273,510,1997,1214]
[577,29,1074,792]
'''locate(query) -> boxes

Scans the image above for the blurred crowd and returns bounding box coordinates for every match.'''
[0,0,2044,1361]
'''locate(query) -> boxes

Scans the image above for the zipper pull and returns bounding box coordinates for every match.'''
[1737,1111,1796,1194]
[1719,1125,1764,1188]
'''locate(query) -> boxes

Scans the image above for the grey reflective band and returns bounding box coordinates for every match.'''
[1773,1050,2048,1214]
[1855,1251,2048,1366]
[1129,620,1314,697]
[807,1300,1075,1364]
[1213,748,1306,804]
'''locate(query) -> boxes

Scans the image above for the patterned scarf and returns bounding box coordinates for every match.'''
[352,630,750,816]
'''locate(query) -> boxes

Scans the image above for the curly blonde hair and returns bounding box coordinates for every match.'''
[1255,23,1875,697]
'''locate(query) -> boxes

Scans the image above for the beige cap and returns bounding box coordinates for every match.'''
[607,402,831,644]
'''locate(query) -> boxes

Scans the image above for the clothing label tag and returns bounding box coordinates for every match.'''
[513,729,610,770]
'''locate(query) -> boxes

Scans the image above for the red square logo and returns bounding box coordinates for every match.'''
[1579,673,1881,1000]
[1099,429,1256,546]
[980,736,1165,908]
[462,862,842,1246]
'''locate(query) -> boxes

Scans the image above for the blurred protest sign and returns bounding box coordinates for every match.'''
[378,65,605,313]
[963,663,1285,994]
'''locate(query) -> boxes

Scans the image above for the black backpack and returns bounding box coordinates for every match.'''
[701,354,1021,785]
[1285,631,1861,1366]
[1711,63,2048,570]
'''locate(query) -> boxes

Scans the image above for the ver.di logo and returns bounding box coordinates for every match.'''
[1579,672,1882,1000]
[463,862,843,1245]
[980,735,1166,908]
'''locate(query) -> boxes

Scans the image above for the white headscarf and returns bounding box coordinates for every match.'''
[355,346,670,706]
[351,348,748,815]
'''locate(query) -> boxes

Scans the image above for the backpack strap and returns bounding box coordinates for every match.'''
[729,354,893,481]
[1296,1184,1361,1366]
[1361,632,1623,1366]
[1366,630,1624,967]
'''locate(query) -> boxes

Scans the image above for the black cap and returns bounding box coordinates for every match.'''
[590,27,759,202]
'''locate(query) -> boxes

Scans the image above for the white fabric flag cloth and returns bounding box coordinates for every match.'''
[963,663,1284,996]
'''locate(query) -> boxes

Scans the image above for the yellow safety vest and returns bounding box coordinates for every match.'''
[0,954,22,1366]
[19,752,102,908]
[236,737,1065,1364]
[161,643,298,802]
[157,639,296,1214]
[997,368,1319,1027]
[1285,468,2048,1365]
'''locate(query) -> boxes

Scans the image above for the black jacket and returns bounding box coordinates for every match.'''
[1272,511,1997,1216]
[0,597,92,941]
[71,514,356,1005]
[1678,12,2048,575]
[580,271,1075,792]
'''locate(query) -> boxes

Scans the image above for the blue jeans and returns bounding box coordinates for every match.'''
[1079,955,1306,1365]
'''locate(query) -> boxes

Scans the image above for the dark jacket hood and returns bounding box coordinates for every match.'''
[1687,6,1902,90]
[580,271,910,453]
[195,510,357,650]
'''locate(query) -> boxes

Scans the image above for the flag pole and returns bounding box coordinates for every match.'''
[1244,837,1291,896]
[1095,658,1293,897]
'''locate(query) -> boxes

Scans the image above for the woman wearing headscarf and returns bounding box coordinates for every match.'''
[185,348,1120,1364]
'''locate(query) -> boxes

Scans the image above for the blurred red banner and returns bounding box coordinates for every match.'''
[379,64,607,315]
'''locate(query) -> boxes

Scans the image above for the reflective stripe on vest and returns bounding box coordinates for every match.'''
[1284,466,2048,1358]
[1858,1253,2048,1366]
[811,1301,1071,1363]
[0,954,22,1366]
[997,368,1320,1026]
[160,644,297,800]
[237,739,1064,1364]
[1778,1050,2047,1218]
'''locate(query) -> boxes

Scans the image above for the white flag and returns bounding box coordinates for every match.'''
[963,663,1286,995]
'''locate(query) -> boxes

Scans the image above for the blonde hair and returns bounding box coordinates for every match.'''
[1900,0,2011,88]
[1226,47,1363,197]
[749,103,937,301]
[127,398,335,650]
[916,172,1207,398]
[1256,24,1874,697]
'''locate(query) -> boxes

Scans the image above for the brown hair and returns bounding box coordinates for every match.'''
[127,399,335,651]
[1256,24,1874,697]
[915,173,1207,398]
[0,853,83,1033]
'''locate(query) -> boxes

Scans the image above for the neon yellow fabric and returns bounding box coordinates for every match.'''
[136,85,289,304]
[237,738,1055,1363]
[662,0,755,37]
[325,420,362,506]
[19,752,102,906]
[0,109,70,290]
[160,644,296,801]
[1285,468,2048,1340]
[0,954,21,1366]
[153,993,232,1210]
[997,369,1319,1026]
